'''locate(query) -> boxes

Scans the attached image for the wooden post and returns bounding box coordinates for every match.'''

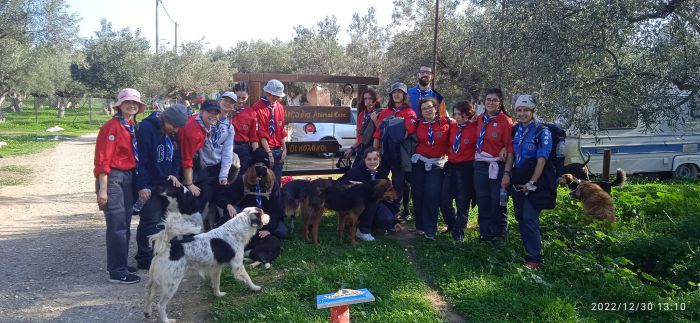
[330,305,350,323]
[317,288,375,323]
[602,149,611,181]
[250,81,262,105]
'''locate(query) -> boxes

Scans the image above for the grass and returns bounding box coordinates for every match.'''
[212,213,443,323]
[0,164,32,186]
[0,104,114,156]
[210,179,699,322]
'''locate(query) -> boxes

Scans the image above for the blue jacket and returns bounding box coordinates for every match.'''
[513,119,552,169]
[407,85,444,116]
[134,112,181,191]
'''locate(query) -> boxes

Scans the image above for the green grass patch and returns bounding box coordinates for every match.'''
[414,180,700,322]
[211,213,443,323]
[0,164,32,186]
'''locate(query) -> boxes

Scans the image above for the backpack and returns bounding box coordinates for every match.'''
[512,122,563,210]
[379,116,406,166]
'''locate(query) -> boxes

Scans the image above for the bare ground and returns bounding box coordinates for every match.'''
[0,134,208,323]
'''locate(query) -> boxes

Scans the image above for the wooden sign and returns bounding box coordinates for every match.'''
[286,141,340,155]
[285,106,351,123]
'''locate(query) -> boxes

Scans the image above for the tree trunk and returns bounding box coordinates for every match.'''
[57,97,65,118]
[34,96,45,111]
[0,95,6,123]
[11,94,24,113]
[103,98,112,115]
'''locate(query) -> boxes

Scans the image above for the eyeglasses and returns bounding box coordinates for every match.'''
[418,70,433,75]
[485,98,500,103]
[421,105,436,109]
[237,96,248,101]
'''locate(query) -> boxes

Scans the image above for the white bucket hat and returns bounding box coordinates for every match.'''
[263,79,286,97]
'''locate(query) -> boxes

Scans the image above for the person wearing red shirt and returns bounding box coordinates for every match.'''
[344,88,382,168]
[372,82,417,222]
[440,101,478,242]
[474,88,514,244]
[93,88,146,285]
[254,79,287,185]
[178,100,222,198]
[408,97,453,240]
[231,83,259,175]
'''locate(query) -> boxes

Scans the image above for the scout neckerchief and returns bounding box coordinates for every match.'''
[261,96,275,136]
[196,115,216,146]
[255,183,263,207]
[368,169,377,181]
[452,122,467,153]
[423,117,437,145]
[362,108,372,128]
[417,86,434,100]
[476,110,500,153]
[515,120,536,165]
[116,115,139,173]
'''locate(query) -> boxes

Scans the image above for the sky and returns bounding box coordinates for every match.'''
[65,0,396,51]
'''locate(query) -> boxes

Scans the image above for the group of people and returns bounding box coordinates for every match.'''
[94,80,290,284]
[342,65,555,271]
[94,66,555,284]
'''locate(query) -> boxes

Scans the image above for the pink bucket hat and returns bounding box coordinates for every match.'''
[112,88,146,114]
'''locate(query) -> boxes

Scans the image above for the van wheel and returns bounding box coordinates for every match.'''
[674,163,698,179]
[318,137,338,158]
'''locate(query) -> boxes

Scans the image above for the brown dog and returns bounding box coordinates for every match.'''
[559,168,626,196]
[570,182,616,223]
[323,179,397,245]
[300,179,333,244]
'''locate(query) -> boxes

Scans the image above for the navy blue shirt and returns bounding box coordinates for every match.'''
[407,85,443,115]
[512,119,552,168]
[338,164,389,185]
[134,112,181,191]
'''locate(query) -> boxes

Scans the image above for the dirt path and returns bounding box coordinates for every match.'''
[390,230,465,323]
[0,134,208,323]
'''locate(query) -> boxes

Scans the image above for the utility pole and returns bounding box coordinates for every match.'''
[431,0,440,89]
[155,0,159,54]
[174,22,178,53]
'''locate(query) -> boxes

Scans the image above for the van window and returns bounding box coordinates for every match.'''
[598,104,638,129]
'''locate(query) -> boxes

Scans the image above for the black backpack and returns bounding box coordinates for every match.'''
[512,122,563,210]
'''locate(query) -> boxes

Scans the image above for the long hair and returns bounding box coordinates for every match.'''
[484,87,510,117]
[387,91,411,111]
[358,88,380,115]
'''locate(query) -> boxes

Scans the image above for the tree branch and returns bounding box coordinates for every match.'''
[627,0,684,24]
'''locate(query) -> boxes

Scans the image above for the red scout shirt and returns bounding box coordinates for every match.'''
[373,106,418,139]
[93,117,137,177]
[232,106,258,143]
[409,117,453,158]
[448,121,479,163]
[178,116,206,169]
[476,111,514,157]
[253,98,287,148]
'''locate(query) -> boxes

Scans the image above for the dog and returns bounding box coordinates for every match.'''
[323,179,397,245]
[244,234,282,269]
[561,153,591,180]
[213,162,277,229]
[144,207,268,323]
[282,178,333,244]
[570,182,616,223]
[560,168,627,196]
[159,182,205,231]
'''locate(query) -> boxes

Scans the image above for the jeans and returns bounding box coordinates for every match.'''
[135,194,164,267]
[412,161,444,237]
[440,161,475,237]
[99,169,134,278]
[386,163,406,215]
[512,190,543,262]
[358,201,396,233]
[234,142,253,177]
[474,161,508,240]
[270,147,284,186]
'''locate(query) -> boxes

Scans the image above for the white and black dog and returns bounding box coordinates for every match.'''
[144,207,269,323]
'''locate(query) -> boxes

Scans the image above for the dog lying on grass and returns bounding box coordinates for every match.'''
[322,179,397,245]
[144,207,268,323]
[560,168,627,196]
[244,234,282,269]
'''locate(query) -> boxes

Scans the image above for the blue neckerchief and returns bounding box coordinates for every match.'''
[368,169,376,181]
[115,115,138,173]
[452,122,467,153]
[255,183,263,207]
[423,117,437,145]
[476,110,500,153]
[515,120,536,165]
[261,96,275,136]
[362,110,372,128]
[164,135,174,161]
[418,87,434,100]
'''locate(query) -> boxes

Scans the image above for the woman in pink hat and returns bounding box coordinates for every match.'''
[93,88,146,285]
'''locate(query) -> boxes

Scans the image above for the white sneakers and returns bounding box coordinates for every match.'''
[355,229,375,242]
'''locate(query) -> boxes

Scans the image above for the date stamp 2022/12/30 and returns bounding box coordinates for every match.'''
[591,302,687,311]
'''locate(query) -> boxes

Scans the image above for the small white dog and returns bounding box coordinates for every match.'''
[144,207,269,323]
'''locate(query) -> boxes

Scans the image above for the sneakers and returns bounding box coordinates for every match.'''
[355,229,375,242]
[425,234,436,241]
[413,229,425,236]
[108,273,141,284]
[127,266,138,274]
[524,261,540,270]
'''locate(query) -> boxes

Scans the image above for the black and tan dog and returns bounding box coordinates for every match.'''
[561,153,591,180]
[281,178,333,244]
[560,168,626,196]
[322,179,397,245]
